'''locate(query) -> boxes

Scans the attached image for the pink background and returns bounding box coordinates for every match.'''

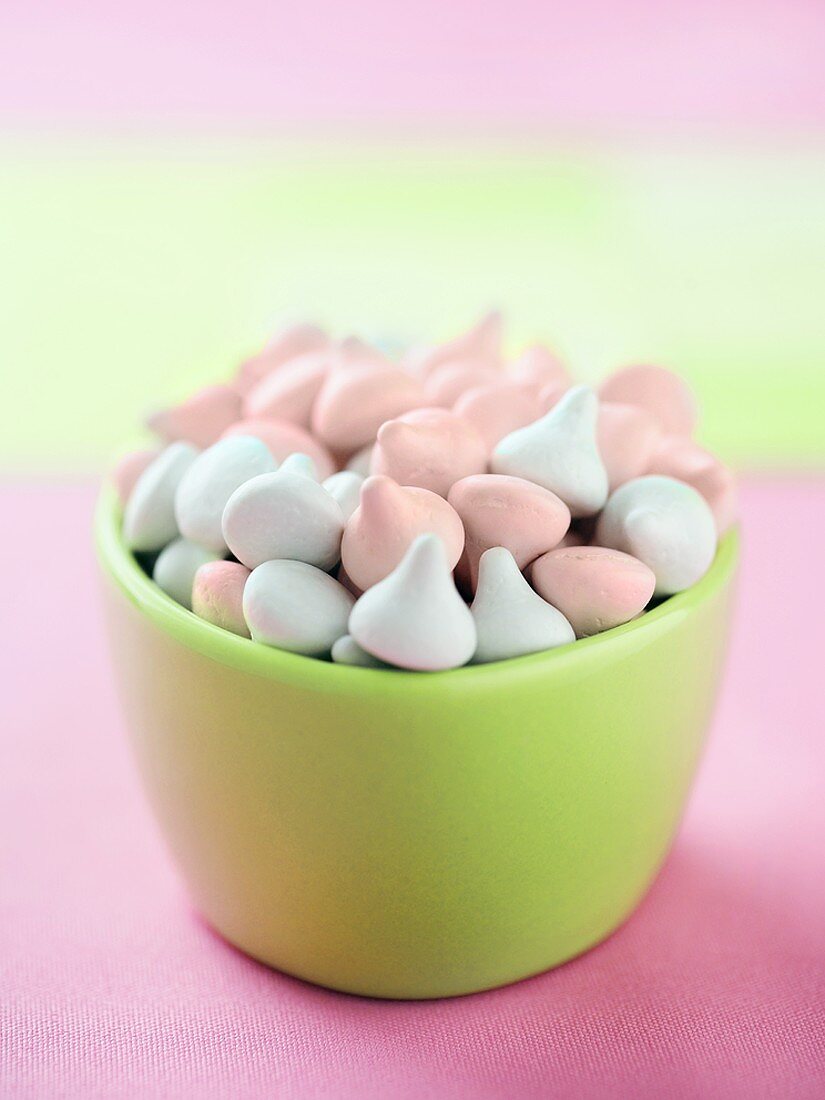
[2,1,825,133]
[3,478,824,1098]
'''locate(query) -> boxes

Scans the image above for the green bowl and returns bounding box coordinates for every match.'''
[95,488,738,1000]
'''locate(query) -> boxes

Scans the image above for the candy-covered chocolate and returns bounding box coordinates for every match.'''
[492,385,608,517]
[147,384,242,450]
[153,537,222,609]
[599,364,698,437]
[595,475,717,596]
[331,634,387,668]
[453,380,541,449]
[244,560,354,655]
[192,560,251,637]
[371,407,488,497]
[322,471,364,521]
[244,349,330,428]
[342,475,464,591]
[349,534,476,671]
[221,418,335,479]
[222,469,345,571]
[175,435,275,551]
[447,474,570,592]
[531,545,656,637]
[123,442,199,552]
[471,547,574,663]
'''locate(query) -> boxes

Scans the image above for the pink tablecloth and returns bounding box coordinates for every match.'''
[2,477,824,1099]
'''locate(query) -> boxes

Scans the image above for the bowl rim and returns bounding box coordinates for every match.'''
[95,486,739,692]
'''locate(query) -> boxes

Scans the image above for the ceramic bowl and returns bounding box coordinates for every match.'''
[96,488,738,999]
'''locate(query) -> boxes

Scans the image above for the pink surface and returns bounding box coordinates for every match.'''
[1,2,824,132]
[2,477,824,1098]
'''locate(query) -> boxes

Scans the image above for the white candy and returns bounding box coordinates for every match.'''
[243,560,355,655]
[491,385,608,517]
[123,442,199,552]
[470,547,575,664]
[153,537,222,609]
[595,475,717,596]
[346,444,374,477]
[322,470,365,521]
[278,452,319,480]
[222,469,345,571]
[174,435,275,552]
[349,534,477,671]
[331,634,387,668]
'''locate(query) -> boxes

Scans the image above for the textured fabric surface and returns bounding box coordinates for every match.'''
[1,477,824,1099]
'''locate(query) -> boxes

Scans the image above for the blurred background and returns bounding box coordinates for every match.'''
[4,7,825,1095]
[1,0,823,473]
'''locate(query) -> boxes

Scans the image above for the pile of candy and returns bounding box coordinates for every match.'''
[113,313,735,671]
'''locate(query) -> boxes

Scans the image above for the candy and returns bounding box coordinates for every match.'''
[311,352,425,453]
[349,534,477,671]
[595,475,717,596]
[192,560,251,637]
[322,471,364,521]
[371,407,488,497]
[531,546,656,637]
[453,380,541,448]
[233,322,327,394]
[153,538,222,609]
[491,385,609,517]
[646,436,737,533]
[119,313,734,669]
[537,382,569,413]
[278,452,319,480]
[345,444,374,477]
[331,634,387,668]
[409,310,502,377]
[221,418,335,479]
[470,547,574,663]
[147,384,242,450]
[341,475,465,591]
[243,560,354,655]
[424,361,499,407]
[244,349,330,428]
[599,364,698,437]
[123,442,199,552]
[509,344,569,392]
[222,469,345,571]
[174,435,275,551]
[597,402,661,492]
[111,448,159,505]
[447,474,570,592]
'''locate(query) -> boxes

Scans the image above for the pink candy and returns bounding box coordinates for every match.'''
[371,407,488,497]
[147,384,242,450]
[597,402,661,491]
[448,474,571,591]
[424,361,500,407]
[233,323,327,395]
[118,313,735,669]
[192,561,251,638]
[509,343,570,393]
[312,356,425,454]
[244,349,330,429]
[531,546,656,637]
[599,364,698,437]
[453,380,541,449]
[410,310,502,378]
[341,475,465,591]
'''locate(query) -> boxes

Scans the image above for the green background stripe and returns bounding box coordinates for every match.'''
[2,137,823,470]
